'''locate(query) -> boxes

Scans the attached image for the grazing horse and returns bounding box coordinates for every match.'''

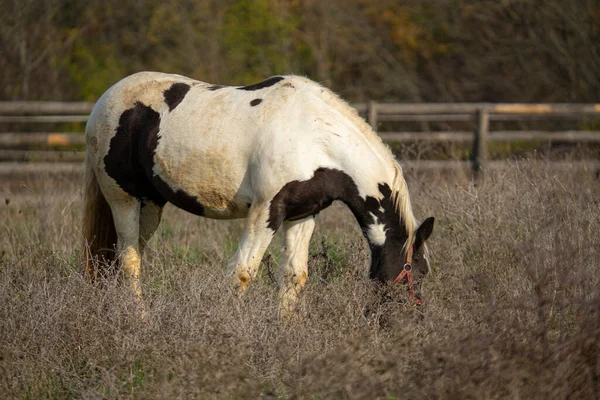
[83,72,434,314]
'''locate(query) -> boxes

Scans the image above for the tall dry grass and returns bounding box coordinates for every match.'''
[1,160,599,399]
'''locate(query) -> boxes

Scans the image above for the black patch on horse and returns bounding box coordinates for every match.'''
[267,168,383,231]
[368,184,408,243]
[268,168,357,232]
[208,85,225,91]
[151,176,206,216]
[163,83,191,111]
[104,101,205,215]
[104,102,165,205]
[267,168,409,281]
[238,76,284,91]
[250,99,263,106]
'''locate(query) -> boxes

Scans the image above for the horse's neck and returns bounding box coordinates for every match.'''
[334,141,395,197]
[311,93,411,241]
[334,170,408,249]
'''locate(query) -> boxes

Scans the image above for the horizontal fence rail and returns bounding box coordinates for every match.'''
[378,131,600,142]
[1,101,599,172]
[0,101,95,115]
[353,102,600,115]
[0,132,87,147]
[0,149,85,162]
[3,161,599,184]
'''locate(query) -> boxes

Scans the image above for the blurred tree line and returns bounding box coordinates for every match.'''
[1,0,598,102]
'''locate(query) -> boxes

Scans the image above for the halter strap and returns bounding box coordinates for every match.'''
[406,245,413,265]
[392,245,422,305]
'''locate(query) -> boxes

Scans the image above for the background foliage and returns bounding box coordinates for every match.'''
[1,0,599,102]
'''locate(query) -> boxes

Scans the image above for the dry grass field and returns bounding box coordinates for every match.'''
[1,159,599,399]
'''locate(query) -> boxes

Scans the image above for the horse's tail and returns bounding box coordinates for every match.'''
[83,153,117,281]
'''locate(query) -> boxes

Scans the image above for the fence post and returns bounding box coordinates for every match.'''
[472,107,490,173]
[367,101,378,130]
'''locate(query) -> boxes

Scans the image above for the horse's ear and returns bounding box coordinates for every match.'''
[414,217,435,249]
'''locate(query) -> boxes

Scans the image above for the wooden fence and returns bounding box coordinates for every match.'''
[1,101,599,171]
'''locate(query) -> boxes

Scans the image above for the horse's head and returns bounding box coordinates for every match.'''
[369,217,435,304]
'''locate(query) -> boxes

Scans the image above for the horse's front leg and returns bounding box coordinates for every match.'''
[277,216,317,318]
[228,201,276,292]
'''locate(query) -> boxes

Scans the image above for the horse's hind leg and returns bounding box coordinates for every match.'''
[110,200,143,300]
[278,216,317,317]
[139,200,163,254]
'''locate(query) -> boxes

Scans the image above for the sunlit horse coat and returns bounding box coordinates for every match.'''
[83,72,434,314]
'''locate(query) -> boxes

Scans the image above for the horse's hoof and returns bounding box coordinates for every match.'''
[230,270,251,295]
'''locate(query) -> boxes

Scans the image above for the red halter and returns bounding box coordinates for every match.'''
[392,245,422,305]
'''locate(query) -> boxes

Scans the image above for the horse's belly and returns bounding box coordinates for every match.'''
[153,147,252,219]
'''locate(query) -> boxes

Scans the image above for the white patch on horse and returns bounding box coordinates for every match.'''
[117,71,198,111]
[367,212,387,246]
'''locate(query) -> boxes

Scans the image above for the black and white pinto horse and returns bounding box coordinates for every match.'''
[83,72,434,314]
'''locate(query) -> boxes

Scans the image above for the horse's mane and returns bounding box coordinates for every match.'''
[306,78,418,245]
[390,163,418,248]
